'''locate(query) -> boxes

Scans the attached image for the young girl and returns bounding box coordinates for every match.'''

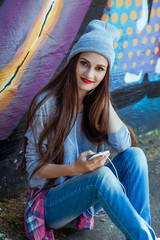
[20,20,159,240]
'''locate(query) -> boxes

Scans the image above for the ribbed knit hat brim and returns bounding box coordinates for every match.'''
[67,20,120,70]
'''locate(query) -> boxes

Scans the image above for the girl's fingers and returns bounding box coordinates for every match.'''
[80,150,95,159]
[88,155,107,164]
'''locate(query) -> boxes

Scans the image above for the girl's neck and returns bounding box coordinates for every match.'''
[78,92,85,113]
[78,104,83,113]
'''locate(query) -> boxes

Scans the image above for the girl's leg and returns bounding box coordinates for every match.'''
[108,147,151,224]
[44,150,157,240]
[90,147,151,225]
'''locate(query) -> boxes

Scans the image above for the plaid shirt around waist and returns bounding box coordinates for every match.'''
[24,187,95,240]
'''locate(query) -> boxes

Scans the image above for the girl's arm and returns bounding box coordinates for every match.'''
[107,101,124,133]
[38,150,109,178]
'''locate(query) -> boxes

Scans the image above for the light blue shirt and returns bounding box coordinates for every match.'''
[25,94,131,189]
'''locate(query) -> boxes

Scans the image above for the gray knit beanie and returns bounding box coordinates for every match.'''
[67,20,120,70]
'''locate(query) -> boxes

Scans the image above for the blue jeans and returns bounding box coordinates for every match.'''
[44,147,157,240]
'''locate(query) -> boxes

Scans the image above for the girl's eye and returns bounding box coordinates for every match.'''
[80,61,87,66]
[96,67,104,71]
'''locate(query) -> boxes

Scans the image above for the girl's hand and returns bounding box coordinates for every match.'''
[72,150,110,175]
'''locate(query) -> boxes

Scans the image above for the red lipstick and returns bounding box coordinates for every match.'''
[81,77,93,84]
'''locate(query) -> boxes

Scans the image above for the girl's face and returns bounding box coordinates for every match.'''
[76,51,108,97]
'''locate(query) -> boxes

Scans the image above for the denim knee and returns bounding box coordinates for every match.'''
[91,166,121,192]
[122,147,148,174]
[93,166,115,181]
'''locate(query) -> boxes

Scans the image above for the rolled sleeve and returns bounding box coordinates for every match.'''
[107,124,131,153]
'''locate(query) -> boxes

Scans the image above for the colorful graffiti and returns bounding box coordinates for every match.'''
[101,0,160,129]
[0,0,63,112]
[0,0,106,140]
[0,0,160,141]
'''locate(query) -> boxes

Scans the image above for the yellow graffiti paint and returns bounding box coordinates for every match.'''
[128,52,133,58]
[125,0,132,8]
[116,0,123,8]
[130,10,137,21]
[121,13,128,24]
[0,0,63,112]
[114,42,118,49]
[154,23,159,32]
[150,59,154,65]
[154,47,159,54]
[156,7,160,17]
[111,13,118,23]
[137,50,141,57]
[123,41,128,48]
[132,62,136,68]
[146,25,152,33]
[133,38,138,46]
[108,0,114,8]
[136,28,142,35]
[101,13,109,22]
[142,37,147,44]
[135,0,142,7]
[123,63,127,69]
[127,26,133,36]
[151,36,156,44]
[151,8,155,18]
[119,29,123,37]
[118,52,123,60]
[146,49,151,56]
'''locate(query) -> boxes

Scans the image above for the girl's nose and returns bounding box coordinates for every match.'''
[85,67,94,79]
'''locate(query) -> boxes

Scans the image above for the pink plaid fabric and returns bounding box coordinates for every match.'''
[77,212,94,230]
[24,188,54,240]
[24,188,102,239]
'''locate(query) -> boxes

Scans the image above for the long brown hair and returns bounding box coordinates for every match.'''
[20,53,136,187]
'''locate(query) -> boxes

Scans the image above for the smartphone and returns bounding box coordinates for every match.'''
[87,150,110,160]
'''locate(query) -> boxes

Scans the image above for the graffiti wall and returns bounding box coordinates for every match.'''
[102,0,160,130]
[0,0,160,190]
